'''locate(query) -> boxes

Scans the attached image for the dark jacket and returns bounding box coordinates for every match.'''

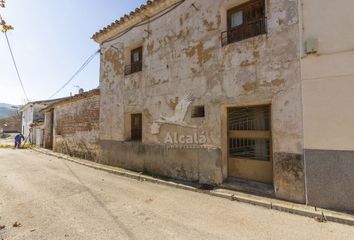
[15,133,24,142]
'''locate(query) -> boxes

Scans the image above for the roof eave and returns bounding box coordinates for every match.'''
[92,0,180,44]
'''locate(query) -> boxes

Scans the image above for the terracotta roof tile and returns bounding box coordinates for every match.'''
[92,0,163,41]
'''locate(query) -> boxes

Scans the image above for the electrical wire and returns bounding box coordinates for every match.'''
[1,12,30,102]
[2,0,187,102]
[48,49,100,99]
[51,1,187,100]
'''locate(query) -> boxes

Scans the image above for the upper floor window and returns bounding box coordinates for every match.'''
[222,0,266,46]
[125,46,142,75]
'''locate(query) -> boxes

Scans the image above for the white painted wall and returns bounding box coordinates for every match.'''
[21,106,33,140]
[21,103,47,144]
[301,0,354,150]
[35,128,44,146]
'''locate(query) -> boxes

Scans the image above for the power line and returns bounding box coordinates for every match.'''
[3,31,29,102]
[48,49,99,99]
[0,12,30,102]
[102,0,186,44]
[1,8,99,101]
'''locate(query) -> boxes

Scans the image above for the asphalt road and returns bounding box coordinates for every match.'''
[0,149,353,240]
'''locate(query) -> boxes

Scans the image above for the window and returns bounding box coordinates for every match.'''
[131,113,142,141]
[231,10,243,28]
[222,0,266,46]
[228,105,271,161]
[125,47,142,75]
[191,106,205,118]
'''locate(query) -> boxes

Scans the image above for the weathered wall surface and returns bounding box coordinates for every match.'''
[33,105,46,122]
[53,94,100,161]
[305,150,354,213]
[21,104,46,143]
[100,141,222,184]
[43,110,53,149]
[21,107,33,139]
[34,125,44,147]
[301,0,354,211]
[98,0,304,202]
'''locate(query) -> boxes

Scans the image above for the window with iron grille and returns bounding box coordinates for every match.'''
[228,105,271,161]
[222,0,266,46]
[131,113,142,141]
[191,106,205,118]
[125,47,142,75]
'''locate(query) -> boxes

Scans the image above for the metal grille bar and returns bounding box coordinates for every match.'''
[228,106,270,131]
[228,105,271,161]
[124,62,142,75]
[221,18,266,46]
[229,138,270,161]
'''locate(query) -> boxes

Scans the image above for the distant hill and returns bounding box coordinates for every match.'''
[0,103,20,119]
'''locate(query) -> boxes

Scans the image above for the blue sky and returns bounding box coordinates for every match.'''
[0,0,146,105]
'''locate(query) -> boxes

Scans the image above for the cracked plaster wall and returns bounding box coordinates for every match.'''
[99,0,305,201]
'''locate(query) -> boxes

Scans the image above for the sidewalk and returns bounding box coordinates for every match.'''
[32,147,354,226]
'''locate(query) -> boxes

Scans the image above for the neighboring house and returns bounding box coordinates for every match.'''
[20,99,66,145]
[92,0,354,212]
[42,89,100,161]
[300,0,354,212]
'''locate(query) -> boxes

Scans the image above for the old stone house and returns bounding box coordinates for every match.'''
[20,99,65,145]
[42,89,100,161]
[92,0,354,212]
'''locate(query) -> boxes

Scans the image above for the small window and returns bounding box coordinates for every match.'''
[131,113,142,141]
[222,0,266,46]
[132,50,140,63]
[125,47,142,75]
[191,106,205,118]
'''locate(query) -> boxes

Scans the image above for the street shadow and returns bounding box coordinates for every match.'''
[61,159,136,240]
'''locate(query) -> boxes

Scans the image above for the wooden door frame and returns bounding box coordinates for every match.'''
[221,101,274,184]
[131,113,143,141]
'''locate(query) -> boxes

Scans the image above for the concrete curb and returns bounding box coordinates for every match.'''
[31,147,354,226]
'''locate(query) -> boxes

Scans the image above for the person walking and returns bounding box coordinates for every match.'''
[14,133,24,148]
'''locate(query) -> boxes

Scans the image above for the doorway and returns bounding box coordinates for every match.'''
[227,105,273,184]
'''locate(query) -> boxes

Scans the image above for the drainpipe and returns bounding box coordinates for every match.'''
[298,0,308,205]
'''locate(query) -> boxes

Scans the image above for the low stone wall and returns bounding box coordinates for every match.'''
[100,140,223,185]
[54,132,99,161]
